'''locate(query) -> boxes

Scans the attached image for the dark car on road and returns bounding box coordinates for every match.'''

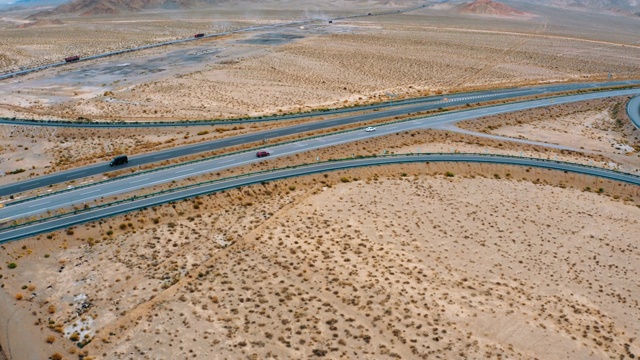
[110,155,128,167]
[256,151,270,158]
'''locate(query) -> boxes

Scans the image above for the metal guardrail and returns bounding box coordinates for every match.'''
[2,153,639,234]
[5,87,640,206]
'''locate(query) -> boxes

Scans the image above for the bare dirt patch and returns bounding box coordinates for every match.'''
[458,96,640,173]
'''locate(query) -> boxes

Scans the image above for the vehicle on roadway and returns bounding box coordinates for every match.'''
[256,151,270,158]
[110,155,128,167]
[194,33,205,38]
[365,127,376,132]
[64,55,80,62]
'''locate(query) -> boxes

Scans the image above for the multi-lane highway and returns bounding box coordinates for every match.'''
[1,83,638,197]
[1,87,640,223]
[1,153,639,242]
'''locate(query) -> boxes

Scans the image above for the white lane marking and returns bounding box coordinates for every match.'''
[130,177,149,184]
[80,189,100,195]
[29,201,49,208]
[175,168,194,173]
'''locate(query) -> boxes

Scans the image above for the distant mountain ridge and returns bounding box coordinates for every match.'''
[29,0,226,16]
[15,0,69,5]
[25,0,640,18]
[456,0,532,17]
[523,0,640,17]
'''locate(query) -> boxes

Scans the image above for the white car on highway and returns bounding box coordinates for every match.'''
[365,127,376,132]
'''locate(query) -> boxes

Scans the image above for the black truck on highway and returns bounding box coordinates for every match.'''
[110,155,128,167]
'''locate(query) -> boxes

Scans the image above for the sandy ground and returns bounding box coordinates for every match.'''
[457,96,640,172]
[0,164,639,359]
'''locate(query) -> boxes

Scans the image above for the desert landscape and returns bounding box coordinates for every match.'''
[1,162,640,359]
[0,0,640,359]
[0,0,639,121]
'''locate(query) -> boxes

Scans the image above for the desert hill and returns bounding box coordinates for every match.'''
[25,0,640,18]
[525,0,640,17]
[29,0,225,17]
[16,18,64,27]
[457,0,531,17]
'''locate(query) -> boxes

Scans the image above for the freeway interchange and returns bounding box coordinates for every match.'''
[1,83,640,242]
[0,81,638,197]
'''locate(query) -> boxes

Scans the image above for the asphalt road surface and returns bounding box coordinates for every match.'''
[2,87,640,224]
[1,83,638,197]
[627,95,640,130]
[1,154,639,242]
[1,81,635,128]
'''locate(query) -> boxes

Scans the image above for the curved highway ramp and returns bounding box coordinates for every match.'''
[1,154,639,243]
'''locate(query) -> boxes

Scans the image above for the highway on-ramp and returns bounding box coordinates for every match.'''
[1,83,638,197]
[1,154,639,243]
[2,87,640,224]
[627,95,640,130]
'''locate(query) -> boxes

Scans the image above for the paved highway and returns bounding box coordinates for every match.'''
[0,81,637,128]
[1,84,638,197]
[2,87,640,223]
[627,95,640,130]
[1,154,638,242]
